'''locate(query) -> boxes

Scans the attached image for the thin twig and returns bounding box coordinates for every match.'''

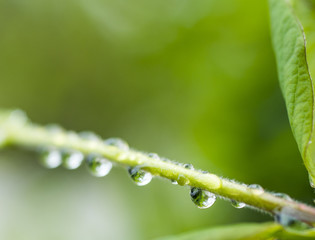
[0,109,315,224]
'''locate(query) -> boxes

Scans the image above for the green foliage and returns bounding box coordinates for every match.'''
[157,222,282,240]
[269,0,315,185]
[1,0,315,239]
[157,222,315,240]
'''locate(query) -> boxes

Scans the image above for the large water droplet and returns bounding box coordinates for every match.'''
[128,167,152,186]
[231,200,246,209]
[62,151,84,170]
[190,187,216,209]
[40,149,62,169]
[104,138,129,151]
[86,154,112,177]
[248,184,264,195]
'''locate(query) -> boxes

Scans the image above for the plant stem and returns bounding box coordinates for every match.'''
[1,109,315,224]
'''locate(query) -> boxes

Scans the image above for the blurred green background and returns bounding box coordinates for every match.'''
[0,0,313,239]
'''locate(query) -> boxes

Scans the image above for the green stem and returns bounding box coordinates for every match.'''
[1,109,315,224]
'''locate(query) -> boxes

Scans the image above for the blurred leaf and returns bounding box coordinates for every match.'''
[156,222,282,240]
[269,0,315,184]
[156,222,315,240]
[280,227,315,240]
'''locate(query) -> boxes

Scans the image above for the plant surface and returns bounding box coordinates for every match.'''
[2,0,315,239]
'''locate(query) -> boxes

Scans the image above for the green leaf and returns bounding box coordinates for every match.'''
[279,227,315,240]
[156,222,315,240]
[156,222,282,240]
[269,0,315,185]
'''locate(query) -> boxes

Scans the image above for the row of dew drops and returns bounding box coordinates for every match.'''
[39,131,226,209]
[39,130,295,219]
[2,110,307,227]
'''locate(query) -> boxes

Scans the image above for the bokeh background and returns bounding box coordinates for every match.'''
[0,0,313,239]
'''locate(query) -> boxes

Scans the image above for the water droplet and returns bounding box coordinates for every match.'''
[275,209,296,227]
[86,154,113,177]
[231,200,246,209]
[275,207,313,230]
[177,174,189,186]
[184,164,194,170]
[171,180,178,185]
[46,124,63,133]
[79,131,101,141]
[40,149,62,169]
[128,167,152,186]
[62,151,84,170]
[104,138,129,151]
[190,187,216,209]
[309,174,315,188]
[248,184,264,195]
[147,153,160,160]
[161,157,170,162]
[9,109,28,125]
[273,193,291,201]
[68,131,80,142]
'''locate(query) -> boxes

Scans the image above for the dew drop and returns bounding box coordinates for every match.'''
[275,207,304,228]
[275,210,296,227]
[309,174,315,188]
[273,192,291,201]
[147,153,160,160]
[161,157,170,162]
[184,164,194,170]
[68,131,80,142]
[190,187,216,209]
[86,154,112,177]
[128,167,152,186]
[275,207,313,230]
[9,109,28,125]
[231,200,246,209]
[79,131,101,141]
[171,180,178,185]
[62,151,84,170]
[104,138,129,151]
[46,124,63,133]
[40,149,62,169]
[248,184,264,195]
